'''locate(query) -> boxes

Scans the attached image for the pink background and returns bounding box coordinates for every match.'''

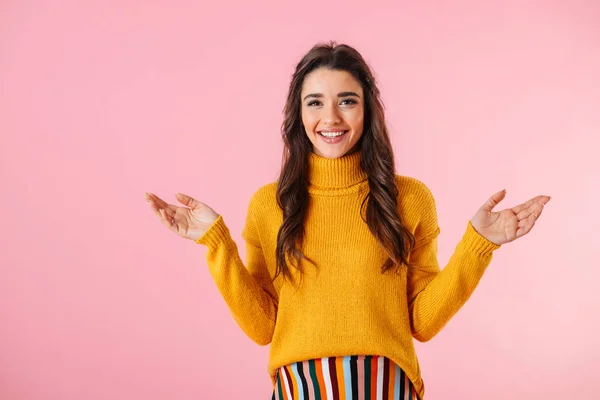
[1,1,599,399]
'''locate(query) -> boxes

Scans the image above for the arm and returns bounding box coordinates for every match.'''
[407,186,500,342]
[195,195,277,346]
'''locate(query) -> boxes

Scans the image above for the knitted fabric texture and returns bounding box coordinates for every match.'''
[196,150,500,399]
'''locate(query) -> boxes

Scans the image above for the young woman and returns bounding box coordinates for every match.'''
[145,42,550,399]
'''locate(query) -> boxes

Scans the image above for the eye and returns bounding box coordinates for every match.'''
[307,100,322,107]
[340,99,357,105]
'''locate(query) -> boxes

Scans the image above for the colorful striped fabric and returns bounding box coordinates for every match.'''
[270,355,419,400]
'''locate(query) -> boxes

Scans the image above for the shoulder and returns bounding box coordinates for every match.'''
[249,181,278,203]
[394,174,439,239]
[246,181,279,215]
[395,174,436,206]
[242,181,280,243]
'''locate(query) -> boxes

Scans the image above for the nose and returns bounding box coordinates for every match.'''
[323,103,341,126]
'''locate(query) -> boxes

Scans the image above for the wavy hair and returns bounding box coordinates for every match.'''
[275,41,417,283]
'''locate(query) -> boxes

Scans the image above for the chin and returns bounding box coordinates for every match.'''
[314,147,351,159]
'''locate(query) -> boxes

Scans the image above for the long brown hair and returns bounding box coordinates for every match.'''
[275,41,416,283]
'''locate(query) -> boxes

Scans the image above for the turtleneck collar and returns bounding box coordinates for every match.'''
[307,150,369,192]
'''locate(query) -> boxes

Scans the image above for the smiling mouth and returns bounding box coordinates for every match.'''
[318,130,348,138]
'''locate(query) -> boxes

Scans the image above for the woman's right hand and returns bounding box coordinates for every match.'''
[144,192,219,241]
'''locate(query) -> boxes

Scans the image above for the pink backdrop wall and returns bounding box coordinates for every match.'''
[1,1,599,398]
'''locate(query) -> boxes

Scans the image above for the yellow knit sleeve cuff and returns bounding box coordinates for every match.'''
[194,214,230,249]
[460,221,501,256]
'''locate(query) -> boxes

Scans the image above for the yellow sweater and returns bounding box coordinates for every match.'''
[196,150,500,399]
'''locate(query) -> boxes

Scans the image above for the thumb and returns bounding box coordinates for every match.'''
[175,192,201,208]
[480,189,507,212]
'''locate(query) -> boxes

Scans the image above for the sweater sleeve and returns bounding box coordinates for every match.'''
[407,184,501,342]
[195,195,278,346]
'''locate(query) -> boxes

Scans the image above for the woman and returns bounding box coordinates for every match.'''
[145,42,550,399]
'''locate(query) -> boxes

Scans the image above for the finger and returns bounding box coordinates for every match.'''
[518,209,538,226]
[516,218,535,239]
[512,199,534,215]
[164,208,176,220]
[176,192,201,208]
[535,204,544,219]
[480,189,507,212]
[146,192,165,209]
[159,208,179,233]
[146,195,164,219]
[512,195,550,214]
[146,195,174,220]
[542,195,551,205]
[517,204,539,231]
[516,202,544,221]
[146,192,171,209]
[146,193,178,212]
[516,208,535,221]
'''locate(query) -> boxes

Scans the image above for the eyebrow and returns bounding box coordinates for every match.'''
[302,91,361,101]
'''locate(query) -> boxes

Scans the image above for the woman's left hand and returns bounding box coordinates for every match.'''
[470,190,551,246]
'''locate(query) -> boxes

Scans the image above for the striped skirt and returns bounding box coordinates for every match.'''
[271,355,419,400]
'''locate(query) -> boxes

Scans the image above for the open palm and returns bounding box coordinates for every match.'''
[471,190,551,246]
[144,192,219,241]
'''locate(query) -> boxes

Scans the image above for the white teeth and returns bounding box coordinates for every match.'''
[320,131,346,138]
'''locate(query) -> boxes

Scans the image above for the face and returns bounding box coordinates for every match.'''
[300,68,364,158]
